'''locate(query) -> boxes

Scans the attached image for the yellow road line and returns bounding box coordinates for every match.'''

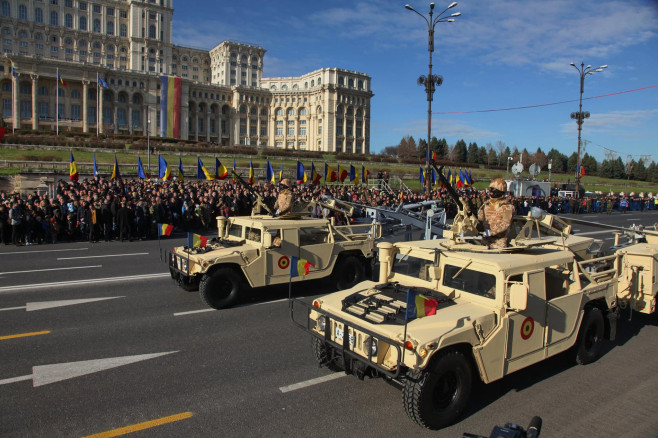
[0,330,50,341]
[82,412,194,438]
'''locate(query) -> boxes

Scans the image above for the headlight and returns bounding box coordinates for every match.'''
[364,337,378,356]
[316,316,327,332]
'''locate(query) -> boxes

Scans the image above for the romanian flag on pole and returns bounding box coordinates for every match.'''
[266,159,275,184]
[137,156,149,179]
[177,157,184,181]
[93,152,99,177]
[456,170,464,188]
[578,165,585,176]
[69,151,78,181]
[325,163,337,183]
[58,70,67,87]
[215,158,228,180]
[159,155,172,180]
[338,164,348,183]
[248,159,254,185]
[197,157,213,180]
[311,162,321,185]
[187,232,208,248]
[111,154,121,180]
[362,165,370,184]
[419,167,425,184]
[296,161,307,184]
[405,289,439,320]
[160,76,182,138]
[232,158,237,183]
[158,223,174,237]
[290,255,315,278]
[279,159,284,182]
[349,165,358,183]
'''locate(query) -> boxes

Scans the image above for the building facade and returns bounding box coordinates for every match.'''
[0,0,373,153]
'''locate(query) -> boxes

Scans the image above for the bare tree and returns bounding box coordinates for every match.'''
[495,140,507,166]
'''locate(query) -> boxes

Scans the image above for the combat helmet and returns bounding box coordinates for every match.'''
[488,178,507,198]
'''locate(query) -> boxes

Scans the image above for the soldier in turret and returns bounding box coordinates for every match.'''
[477,178,515,249]
[273,179,294,217]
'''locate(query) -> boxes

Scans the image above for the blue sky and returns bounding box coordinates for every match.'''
[173,0,658,163]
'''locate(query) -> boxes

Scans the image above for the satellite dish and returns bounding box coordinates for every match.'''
[529,163,540,177]
[511,162,524,177]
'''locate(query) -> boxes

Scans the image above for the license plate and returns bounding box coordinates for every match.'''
[335,326,355,346]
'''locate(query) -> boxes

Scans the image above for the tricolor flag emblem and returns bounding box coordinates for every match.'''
[290,256,315,278]
[158,223,174,237]
[187,232,208,248]
[405,289,438,320]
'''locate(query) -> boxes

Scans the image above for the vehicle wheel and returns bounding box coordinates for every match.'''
[403,350,473,430]
[333,255,365,290]
[199,267,242,309]
[575,307,605,365]
[177,274,199,292]
[311,337,344,372]
[169,268,177,280]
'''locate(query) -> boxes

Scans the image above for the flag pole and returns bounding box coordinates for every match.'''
[56,68,59,135]
[96,72,99,137]
[11,63,15,134]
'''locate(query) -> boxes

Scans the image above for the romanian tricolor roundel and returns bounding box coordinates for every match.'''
[520,317,534,340]
[278,256,290,270]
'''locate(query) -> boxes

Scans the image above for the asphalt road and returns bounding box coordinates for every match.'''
[1,211,657,437]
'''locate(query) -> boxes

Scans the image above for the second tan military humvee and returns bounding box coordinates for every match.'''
[169,214,381,309]
[292,211,658,429]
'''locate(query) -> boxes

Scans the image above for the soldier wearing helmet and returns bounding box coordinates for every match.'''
[477,178,514,249]
[274,178,294,216]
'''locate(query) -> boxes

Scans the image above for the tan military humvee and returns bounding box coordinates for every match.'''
[292,210,658,430]
[169,213,381,309]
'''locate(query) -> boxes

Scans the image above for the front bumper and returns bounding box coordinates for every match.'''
[291,298,404,378]
[169,251,193,277]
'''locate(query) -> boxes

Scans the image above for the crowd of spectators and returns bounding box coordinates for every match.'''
[0,176,656,247]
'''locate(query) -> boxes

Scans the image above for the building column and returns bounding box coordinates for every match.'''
[129,105,134,135]
[82,80,89,133]
[180,83,189,140]
[12,74,19,131]
[206,111,210,142]
[269,115,275,147]
[31,74,38,131]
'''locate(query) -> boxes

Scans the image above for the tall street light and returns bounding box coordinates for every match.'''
[405,1,460,195]
[570,61,607,198]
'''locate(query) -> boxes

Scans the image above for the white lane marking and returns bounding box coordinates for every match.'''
[0,273,170,293]
[174,309,215,316]
[279,372,347,393]
[57,253,149,261]
[0,265,102,275]
[0,306,26,312]
[25,297,124,311]
[624,218,641,221]
[0,248,88,256]
[0,351,178,387]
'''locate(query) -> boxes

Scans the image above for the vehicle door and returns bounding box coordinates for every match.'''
[504,269,547,372]
[298,225,333,275]
[265,228,299,284]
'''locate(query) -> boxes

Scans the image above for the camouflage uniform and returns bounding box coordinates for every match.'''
[273,179,294,216]
[477,179,514,249]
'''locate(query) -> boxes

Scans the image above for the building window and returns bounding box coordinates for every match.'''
[103,107,111,123]
[148,25,155,39]
[18,4,27,20]
[287,127,294,136]
[92,4,100,13]
[107,21,114,35]
[71,89,81,98]
[38,102,49,118]
[58,103,65,119]
[1,1,10,17]
[117,108,126,125]
[2,99,11,117]
[35,7,43,22]
[120,24,127,37]
[131,109,140,126]
[93,18,100,32]
[50,10,58,25]
[106,7,114,16]
[79,16,86,30]
[71,104,81,120]
[65,13,73,27]
[79,1,86,10]
[20,101,31,119]
[119,10,127,18]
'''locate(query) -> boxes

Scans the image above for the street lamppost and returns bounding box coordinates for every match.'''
[405,1,460,195]
[548,159,552,183]
[506,156,513,179]
[570,61,607,198]
[147,119,151,172]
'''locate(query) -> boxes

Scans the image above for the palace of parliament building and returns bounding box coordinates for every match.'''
[0,0,373,154]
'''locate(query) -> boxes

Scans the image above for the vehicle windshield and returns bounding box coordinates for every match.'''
[228,223,243,239]
[392,252,434,282]
[442,264,496,299]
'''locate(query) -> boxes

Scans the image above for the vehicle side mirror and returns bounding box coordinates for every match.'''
[509,283,528,311]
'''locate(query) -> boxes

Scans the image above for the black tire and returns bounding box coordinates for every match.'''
[311,337,344,371]
[199,267,242,309]
[333,255,365,290]
[575,307,605,365]
[403,350,473,430]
